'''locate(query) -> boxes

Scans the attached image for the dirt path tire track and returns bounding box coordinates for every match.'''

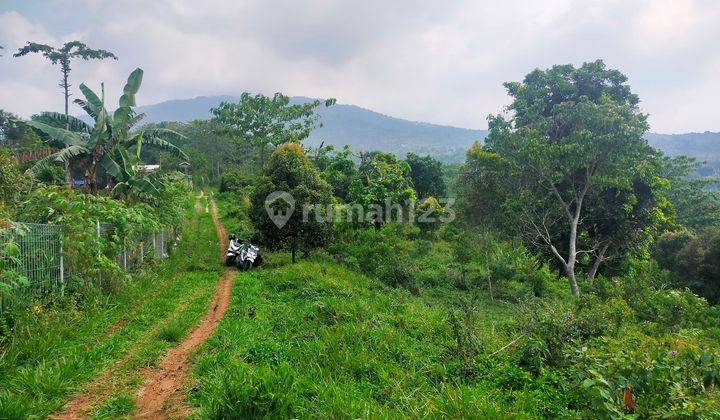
[50,285,212,419]
[132,197,233,418]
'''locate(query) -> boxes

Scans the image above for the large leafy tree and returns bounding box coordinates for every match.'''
[251,142,334,263]
[484,60,654,296]
[406,152,446,199]
[655,229,720,304]
[579,168,671,280]
[0,148,28,219]
[348,151,416,226]
[154,120,232,184]
[0,110,28,147]
[313,144,357,201]
[22,68,187,193]
[456,141,508,228]
[211,93,335,167]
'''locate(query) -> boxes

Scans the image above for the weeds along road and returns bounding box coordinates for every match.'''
[43,197,234,419]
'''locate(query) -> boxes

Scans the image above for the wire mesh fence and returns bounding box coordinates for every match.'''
[0,221,172,314]
[0,223,63,312]
[103,223,173,271]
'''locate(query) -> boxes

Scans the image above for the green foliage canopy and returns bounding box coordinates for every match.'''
[406,152,446,199]
[480,60,657,296]
[348,151,416,225]
[251,142,334,262]
[211,93,335,167]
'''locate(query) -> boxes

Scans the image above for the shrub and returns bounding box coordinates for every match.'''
[219,168,254,193]
[654,229,720,304]
[568,331,720,418]
[517,295,634,370]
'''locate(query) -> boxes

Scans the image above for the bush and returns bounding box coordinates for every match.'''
[219,168,255,193]
[567,330,720,418]
[654,229,720,304]
[517,295,634,370]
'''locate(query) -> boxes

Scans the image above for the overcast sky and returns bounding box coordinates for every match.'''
[1,0,718,133]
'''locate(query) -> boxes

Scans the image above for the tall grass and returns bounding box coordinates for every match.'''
[189,259,528,418]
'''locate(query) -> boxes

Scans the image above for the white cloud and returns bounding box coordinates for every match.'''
[1,0,719,132]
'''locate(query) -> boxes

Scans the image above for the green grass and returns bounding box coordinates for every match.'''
[0,199,223,418]
[90,392,134,419]
[189,258,528,418]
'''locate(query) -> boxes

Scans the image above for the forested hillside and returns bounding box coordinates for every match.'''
[131,95,720,166]
[132,95,487,161]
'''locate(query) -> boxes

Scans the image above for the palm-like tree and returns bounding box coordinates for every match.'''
[104,147,162,202]
[23,68,187,193]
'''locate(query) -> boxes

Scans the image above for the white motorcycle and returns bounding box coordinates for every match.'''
[237,243,261,271]
[225,234,242,266]
[225,234,262,271]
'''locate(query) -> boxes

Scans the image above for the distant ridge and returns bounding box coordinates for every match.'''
[134,95,486,161]
[132,95,720,164]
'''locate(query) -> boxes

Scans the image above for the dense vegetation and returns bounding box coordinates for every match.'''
[2,48,720,418]
[197,60,720,417]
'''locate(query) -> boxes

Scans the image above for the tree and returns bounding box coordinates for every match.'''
[655,229,720,304]
[0,110,28,147]
[348,151,416,226]
[484,60,652,296]
[313,144,357,201]
[211,93,335,168]
[14,41,117,186]
[22,68,187,193]
[0,148,28,219]
[104,147,163,203]
[251,142,334,263]
[661,155,720,232]
[580,166,672,280]
[456,141,508,228]
[13,41,117,123]
[406,152,446,199]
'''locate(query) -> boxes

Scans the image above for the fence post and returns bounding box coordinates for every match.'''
[96,220,101,288]
[60,236,65,296]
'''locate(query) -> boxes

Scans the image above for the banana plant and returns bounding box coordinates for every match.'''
[103,146,161,202]
[22,68,188,193]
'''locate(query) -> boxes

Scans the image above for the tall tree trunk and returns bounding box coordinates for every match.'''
[291,245,296,264]
[259,142,266,169]
[62,66,72,189]
[65,161,72,189]
[90,153,99,194]
[565,265,579,297]
[566,211,581,297]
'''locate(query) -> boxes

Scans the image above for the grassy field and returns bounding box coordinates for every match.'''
[0,200,222,418]
[3,191,716,418]
[188,257,538,418]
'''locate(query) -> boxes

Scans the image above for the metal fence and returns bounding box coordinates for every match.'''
[0,221,171,313]
[103,223,172,271]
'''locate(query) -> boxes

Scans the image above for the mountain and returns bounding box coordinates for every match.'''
[135,95,487,162]
[646,132,720,162]
[133,95,720,165]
